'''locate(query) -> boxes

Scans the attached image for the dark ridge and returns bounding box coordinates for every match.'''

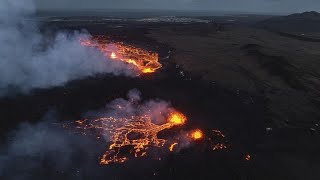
[288,11,320,18]
[276,31,320,42]
[256,11,320,33]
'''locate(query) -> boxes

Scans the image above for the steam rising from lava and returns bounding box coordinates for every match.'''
[0,0,138,97]
[64,89,189,164]
[72,112,186,165]
[64,89,227,165]
[0,90,228,179]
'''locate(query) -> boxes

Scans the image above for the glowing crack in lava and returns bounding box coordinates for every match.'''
[80,36,162,74]
[73,111,186,165]
[65,109,229,165]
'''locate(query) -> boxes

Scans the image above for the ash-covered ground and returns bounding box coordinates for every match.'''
[1,13,320,180]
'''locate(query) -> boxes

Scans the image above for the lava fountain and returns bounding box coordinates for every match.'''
[80,36,162,74]
[191,129,204,140]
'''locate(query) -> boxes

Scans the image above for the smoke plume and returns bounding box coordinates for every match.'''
[0,112,100,180]
[87,89,174,125]
[0,0,136,97]
[0,90,182,179]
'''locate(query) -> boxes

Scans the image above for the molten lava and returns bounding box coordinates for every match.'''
[169,142,178,152]
[72,111,187,165]
[65,110,228,165]
[168,112,187,126]
[191,129,204,140]
[110,52,117,59]
[80,36,162,74]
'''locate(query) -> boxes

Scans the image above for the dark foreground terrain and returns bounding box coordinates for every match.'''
[1,13,320,180]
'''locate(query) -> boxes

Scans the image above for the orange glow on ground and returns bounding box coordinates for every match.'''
[142,68,154,73]
[169,143,178,152]
[80,36,162,74]
[168,112,187,126]
[65,110,229,165]
[110,52,116,59]
[191,129,204,140]
[70,111,187,165]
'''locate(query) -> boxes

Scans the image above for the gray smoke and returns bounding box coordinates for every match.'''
[0,0,136,97]
[0,112,100,180]
[87,89,174,125]
[0,90,179,179]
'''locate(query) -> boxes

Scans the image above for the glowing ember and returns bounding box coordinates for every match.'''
[245,154,251,161]
[110,52,117,59]
[168,112,187,126]
[212,129,225,137]
[142,68,154,74]
[211,130,227,151]
[80,36,162,74]
[169,142,178,152]
[212,143,227,151]
[191,129,204,140]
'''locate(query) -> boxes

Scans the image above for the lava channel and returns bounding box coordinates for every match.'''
[64,110,228,165]
[80,36,162,74]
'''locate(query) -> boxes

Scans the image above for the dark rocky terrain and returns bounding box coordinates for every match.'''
[256,11,320,39]
[148,22,320,129]
[1,12,320,180]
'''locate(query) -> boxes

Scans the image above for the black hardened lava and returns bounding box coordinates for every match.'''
[0,21,307,180]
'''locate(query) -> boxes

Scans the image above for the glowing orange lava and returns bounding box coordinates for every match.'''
[169,143,178,152]
[110,52,117,59]
[65,110,229,165]
[191,129,204,140]
[168,112,187,126]
[72,111,187,165]
[80,36,162,74]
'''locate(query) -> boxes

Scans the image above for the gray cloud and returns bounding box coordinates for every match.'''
[35,0,320,13]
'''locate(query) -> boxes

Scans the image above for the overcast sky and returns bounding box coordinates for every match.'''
[35,0,320,14]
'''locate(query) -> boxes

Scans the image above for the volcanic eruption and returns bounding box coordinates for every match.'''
[191,129,204,140]
[71,110,186,165]
[63,90,228,165]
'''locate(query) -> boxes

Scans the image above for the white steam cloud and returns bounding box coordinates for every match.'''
[0,0,136,97]
[88,89,173,125]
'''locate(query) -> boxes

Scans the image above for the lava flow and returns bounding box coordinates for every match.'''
[65,109,228,165]
[80,36,162,74]
[72,111,186,165]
